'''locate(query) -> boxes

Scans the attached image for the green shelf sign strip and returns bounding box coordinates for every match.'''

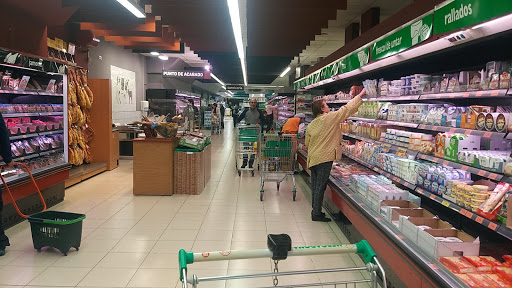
[371,13,433,61]
[433,0,512,35]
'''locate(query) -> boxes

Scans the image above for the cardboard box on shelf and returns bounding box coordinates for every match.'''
[381,200,420,220]
[400,217,454,242]
[418,229,480,259]
[390,207,435,222]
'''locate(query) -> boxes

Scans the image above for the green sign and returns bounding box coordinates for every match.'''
[433,0,512,35]
[371,14,433,61]
[341,48,369,73]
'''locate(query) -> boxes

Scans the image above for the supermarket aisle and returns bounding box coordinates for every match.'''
[0,120,371,288]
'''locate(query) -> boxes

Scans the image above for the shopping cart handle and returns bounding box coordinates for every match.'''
[355,240,377,264]
[179,249,194,281]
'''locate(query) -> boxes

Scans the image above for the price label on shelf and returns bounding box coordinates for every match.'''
[432,126,438,131]
[460,208,468,215]
[476,91,484,97]
[417,189,424,195]
[461,166,469,171]
[489,174,498,180]
[483,132,492,138]
[465,130,472,135]
[491,90,500,96]
[477,170,486,177]
[476,216,484,224]
[441,200,450,207]
[488,222,498,231]
[463,92,470,98]
[430,194,436,200]
[419,125,426,129]
[396,148,407,158]
[465,211,474,218]
[449,128,456,133]
[442,160,449,166]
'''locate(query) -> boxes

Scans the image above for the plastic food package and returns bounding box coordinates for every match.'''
[463,256,496,272]
[440,257,476,273]
[467,274,502,288]
[493,267,512,283]
[455,274,484,288]
[486,274,512,288]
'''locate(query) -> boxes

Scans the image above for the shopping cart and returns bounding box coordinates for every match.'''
[236,124,260,176]
[178,234,387,288]
[259,133,297,201]
[0,163,85,255]
[211,116,221,134]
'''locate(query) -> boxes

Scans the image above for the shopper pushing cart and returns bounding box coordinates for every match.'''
[236,124,260,176]
[259,132,298,201]
[178,234,387,288]
[235,98,266,170]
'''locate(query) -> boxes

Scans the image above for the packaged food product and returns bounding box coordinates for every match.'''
[503,255,512,264]
[463,256,496,272]
[467,274,502,288]
[486,274,512,288]
[490,73,500,89]
[500,70,511,89]
[493,267,512,283]
[456,274,482,288]
[440,257,476,273]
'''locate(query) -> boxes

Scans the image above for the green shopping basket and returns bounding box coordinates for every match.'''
[0,162,86,256]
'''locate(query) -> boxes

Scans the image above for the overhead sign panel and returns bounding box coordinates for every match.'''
[162,70,211,79]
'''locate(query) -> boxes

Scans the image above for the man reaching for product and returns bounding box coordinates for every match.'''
[236,98,265,168]
[0,112,14,256]
[305,89,365,222]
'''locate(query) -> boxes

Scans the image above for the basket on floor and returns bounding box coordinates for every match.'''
[0,162,86,256]
[28,211,86,256]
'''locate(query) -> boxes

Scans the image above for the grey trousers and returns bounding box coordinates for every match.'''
[310,161,333,216]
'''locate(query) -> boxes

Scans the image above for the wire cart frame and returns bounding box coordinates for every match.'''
[259,133,298,201]
[178,239,387,288]
[236,124,260,176]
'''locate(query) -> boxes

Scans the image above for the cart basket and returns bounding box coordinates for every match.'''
[28,211,86,256]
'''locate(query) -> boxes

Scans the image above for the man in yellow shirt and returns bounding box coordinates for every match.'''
[305,89,365,222]
[281,113,305,134]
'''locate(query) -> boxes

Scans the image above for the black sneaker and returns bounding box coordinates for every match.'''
[312,215,331,222]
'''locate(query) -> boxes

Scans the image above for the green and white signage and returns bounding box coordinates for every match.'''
[371,13,433,61]
[433,0,512,35]
[341,48,369,73]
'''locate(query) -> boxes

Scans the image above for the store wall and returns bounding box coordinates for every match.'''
[88,39,147,124]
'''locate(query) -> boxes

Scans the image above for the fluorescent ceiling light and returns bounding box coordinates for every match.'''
[158,55,168,60]
[116,0,146,18]
[205,65,210,71]
[472,13,512,29]
[222,85,226,90]
[279,67,291,77]
[211,73,225,86]
[227,0,248,86]
[150,52,159,56]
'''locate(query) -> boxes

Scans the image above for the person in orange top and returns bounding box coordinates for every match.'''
[282,113,305,134]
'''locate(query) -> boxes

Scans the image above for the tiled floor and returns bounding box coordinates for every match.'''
[1,119,371,288]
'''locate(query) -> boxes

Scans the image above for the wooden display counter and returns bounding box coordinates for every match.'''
[133,138,179,195]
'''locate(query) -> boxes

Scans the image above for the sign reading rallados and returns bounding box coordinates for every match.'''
[162,70,211,79]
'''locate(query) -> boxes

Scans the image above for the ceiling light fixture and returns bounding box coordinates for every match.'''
[205,65,210,71]
[227,0,248,86]
[222,85,226,90]
[279,67,291,78]
[150,52,159,56]
[116,0,146,18]
[211,73,225,86]
[158,55,168,60]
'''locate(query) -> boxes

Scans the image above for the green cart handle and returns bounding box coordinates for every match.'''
[179,240,376,281]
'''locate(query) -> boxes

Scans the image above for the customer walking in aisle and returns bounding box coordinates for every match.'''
[236,98,265,168]
[0,113,14,256]
[211,103,221,134]
[220,103,225,129]
[306,89,366,222]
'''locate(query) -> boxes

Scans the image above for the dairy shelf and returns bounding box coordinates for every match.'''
[342,132,507,182]
[341,150,512,241]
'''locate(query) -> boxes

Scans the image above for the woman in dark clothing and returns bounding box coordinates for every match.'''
[0,112,13,256]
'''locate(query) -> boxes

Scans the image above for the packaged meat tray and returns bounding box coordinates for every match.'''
[440,257,476,273]
[467,274,503,288]
[463,256,499,272]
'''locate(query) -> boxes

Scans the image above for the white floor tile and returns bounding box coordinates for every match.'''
[160,229,198,241]
[151,240,192,254]
[127,268,179,287]
[78,267,137,287]
[111,239,156,253]
[28,267,91,286]
[0,265,46,285]
[97,252,147,268]
[52,251,107,268]
[140,253,178,269]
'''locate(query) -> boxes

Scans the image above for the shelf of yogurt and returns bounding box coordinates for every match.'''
[340,138,512,239]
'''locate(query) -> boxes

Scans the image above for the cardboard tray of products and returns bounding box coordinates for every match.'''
[418,229,480,259]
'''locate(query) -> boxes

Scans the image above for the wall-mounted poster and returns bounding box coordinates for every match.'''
[111,65,136,112]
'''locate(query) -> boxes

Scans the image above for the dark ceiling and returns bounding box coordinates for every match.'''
[14,0,348,85]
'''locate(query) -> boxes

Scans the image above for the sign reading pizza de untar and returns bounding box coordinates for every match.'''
[162,70,211,79]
